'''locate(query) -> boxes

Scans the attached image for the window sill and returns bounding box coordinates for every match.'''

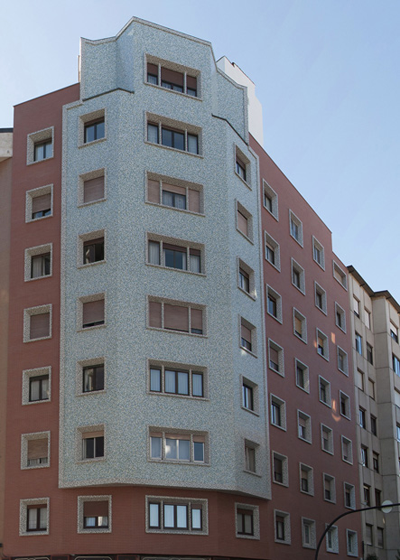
[313,257,325,271]
[300,490,314,496]
[79,526,111,534]
[22,462,50,470]
[275,539,291,546]
[271,423,286,432]
[24,335,52,344]
[236,532,260,540]
[265,258,280,272]
[149,391,208,402]
[79,137,107,149]
[292,283,306,296]
[269,365,283,377]
[145,140,203,158]
[289,233,303,247]
[238,286,256,301]
[21,529,49,536]
[239,345,257,358]
[234,171,252,191]
[236,228,254,245]
[298,437,312,445]
[267,312,282,324]
[145,200,205,217]
[27,156,54,166]
[316,305,327,315]
[294,333,307,344]
[338,367,349,377]
[148,326,206,338]
[263,205,279,222]
[296,384,310,394]
[24,399,50,406]
[147,527,208,536]
[243,469,262,478]
[319,400,332,409]
[145,81,203,102]
[317,352,329,362]
[321,448,334,456]
[78,260,106,269]
[27,214,53,224]
[273,479,288,488]
[78,197,106,208]
[77,389,106,397]
[149,458,209,467]
[25,274,52,283]
[342,458,353,465]
[241,405,259,417]
[78,324,106,333]
[146,262,205,277]
[78,457,106,464]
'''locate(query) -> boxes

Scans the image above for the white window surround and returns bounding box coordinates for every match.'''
[263,180,278,220]
[146,112,202,156]
[344,482,356,510]
[299,463,314,496]
[274,509,291,545]
[266,285,283,323]
[236,200,254,243]
[339,391,351,420]
[146,495,208,535]
[270,394,287,431]
[76,425,105,463]
[316,328,329,361]
[21,431,50,470]
[78,168,106,207]
[302,517,317,549]
[325,524,339,553]
[27,127,54,166]
[264,231,280,271]
[148,296,206,338]
[26,184,53,222]
[20,497,50,536]
[298,410,312,444]
[291,258,306,295]
[22,366,51,405]
[268,339,284,376]
[337,346,349,375]
[319,376,331,407]
[77,495,112,534]
[147,233,204,275]
[146,172,203,215]
[235,503,260,540]
[312,236,325,270]
[295,359,310,393]
[323,473,336,503]
[321,424,334,455]
[244,439,260,475]
[24,243,52,282]
[346,529,358,557]
[145,54,201,99]
[333,260,348,290]
[293,308,307,343]
[239,316,257,357]
[341,436,353,464]
[272,451,289,487]
[335,302,346,332]
[289,209,303,246]
[314,282,327,314]
[78,109,106,147]
[76,357,106,397]
[23,304,52,343]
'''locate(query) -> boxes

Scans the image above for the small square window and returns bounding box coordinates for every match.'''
[78,496,111,533]
[20,499,49,536]
[319,376,331,407]
[293,309,307,343]
[344,483,356,509]
[268,340,284,375]
[240,318,256,355]
[321,424,333,454]
[299,463,314,495]
[238,259,255,298]
[273,452,288,486]
[244,440,258,473]
[79,169,106,205]
[295,359,309,392]
[27,127,54,165]
[21,431,50,470]
[312,236,325,269]
[289,210,303,246]
[23,305,52,342]
[335,302,346,332]
[235,504,259,539]
[315,282,327,313]
[266,285,282,323]
[316,329,329,360]
[235,147,250,184]
[264,231,280,270]
[80,110,105,146]
[236,201,253,242]
[79,294,105,330]
[323,473,336,503]
[341,437,353,464]
[274,510,291,545]
[79,231,105,266]
[263,181,278,219]
[81,361,105,393]
[298,411,312,443]
[25,244,52,281]
[79,426,105,461]
[339,391,350,419]
[291,259,305,294]
[347,529,358,556]
[270,395,286,430]
[22,367,51,405]
[302,518,316,549]
[26,184,53,222]
[337,346,349,375]
[333,261,348,289]
[325,525,339,553]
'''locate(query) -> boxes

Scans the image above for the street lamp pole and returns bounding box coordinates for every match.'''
[314,502,400,560]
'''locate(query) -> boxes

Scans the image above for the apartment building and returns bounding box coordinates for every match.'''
[349,266,400,560]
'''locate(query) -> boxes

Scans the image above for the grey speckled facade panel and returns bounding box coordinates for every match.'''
[60,19,269,499]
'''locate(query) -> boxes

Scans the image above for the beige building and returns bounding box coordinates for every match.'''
[348,266,400,560]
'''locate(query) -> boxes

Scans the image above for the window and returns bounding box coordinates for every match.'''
[273,452,288,486]
[300,463,313,495]
[316,329,329,360]
[147,114,199,155]
[79,169,105,205]
[335,303,346,332]
[365,309,372,329]
[347,529,358,556]
[357,369,364,390]
[82,234,105,265]
[235,148,249,184]
[239,267,250,294]
[35,139,53,162]
[238,260,255,297]
[319,377,331,406]
[367,343,373,364]
[390,321,398,342]
[314,283,327,313]
[236,201,253,241]
[312,236,325,269]
[353,296,360,318]
[22,367,50,405]
[235,504,259,539]
[27,127,54,165]
[24,305,51,342]
[26,184,52,221]
[148,297,205,336]
[355,332,362,355]
[264,232,280,270]
[302,518,316,549]
[298,411,312,443]
[325,525,339,553]
[340,392,350,419]
[274,510,290,544]
[397,423,400,442]
[369,379,375,400]
[344,483,355,509]
[291,259,305,294]
[146,59,199,97]
[370,414,377,436]
[337,346,349,375]
[295,359,309,392]
[147,496,207,534]
[244,440,258,473]
[341,437,353,464]
[323,474,336,503]
[359,407,366,429]
[268,340,284,375]
[147,174,202,214]
[375,489,382,507]
[240,318,256,354]
[149,429,207,464]
[21,432,50,469]
[263,180,278,219]
[150,362,205,399]
[242,379,257,412]
[289,210,303,246]
[293,309,307,342]
[377,527,384,548]
[80,427,105,461]
[20,500,49,535]
[333,261,347,289]
[360,445,368,467]
[82,363,105,393]
[321,424,333,454]
[80,295,105,329]
[393,354,400,375]
[373,451,379,472]
[147,236,203,274]
[25,244,52,281]
[270,395,286,430]
[363,484,371,506]
[266,286,282,322]
[79,110,105,146]
[78,496,111,533]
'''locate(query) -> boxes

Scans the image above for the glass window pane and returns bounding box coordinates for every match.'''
[244,513,252,534]
[150,368,161,392]
[176,505,188,528]
[149,503,159,527]
[178,439,190,460]
[177,371,189,394]
[148,124,159,144]
[42,376,49,399]
[151,436,161,458]
[161,128,173,147]
[194,441,204,462]
[28,508,37,529]
[173,131,185,151]
[190,254,200,273]
[30,379,40,401]
[148,241,160,265]
[164,504,174,527]
[192,507,201,529]
[188,134,198,154]
[85,516,96,527]
[162,190,174,206]
[165,370,176,393]
[175,193,186,209]
[165,438,177,459]
[192,373,203,397]
[96,121,105,139]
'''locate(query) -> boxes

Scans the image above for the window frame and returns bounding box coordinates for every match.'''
[274,510,291,545]
[79,293,106,330]
[22,367,51,405]
[79,109,106,147]
[298,410,312,443]
[346,529,358,557]
[147,113,201,156]
[263,180,278,220]
[78,425,105,463]
[264,231,280,271]
[235,503,260,540]
[337,346,349,375]
[146,56,200,98]
[148,297,206,337]
[319,376,331,407]
[147,234,204,275]
[24,244,52,282]
[291,258,306,294]
[314,282,327,314]
[26,184,53,222]
[295,359,310,393]
[23,304,52,343]
[289,209,303,246]
[332,260,348,290]
[146,496,208,535]
[321,424,334,455]
[149,428,208,465]
[149,361,207,400]
[299,463,314,496]
[266,285,283,323]
[268,339,284,376]
[236,201,253,242]
[146,173,203,215]
[312,236,325,269]
[27,127,54,165]
[20,498,49,536]
[325,524,339,553]
[323,473,336,503]
[316,328,329,360]
[237,259,255,299]
[293,308,307,343]
[235,146,251,186]
[21,431,50,470]
[270,395,286,430]
[341,436,353,464]
[335,302,346,332]
[344,482,356,510]
[79,230,105,268]
[272,452,289,487]
[78,495,111,534]
[78,168,106,206]
[302,517,316,549]
[339,391,351,420]
[241,376,258,415]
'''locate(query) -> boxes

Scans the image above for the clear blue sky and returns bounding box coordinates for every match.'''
[2,0,399,300]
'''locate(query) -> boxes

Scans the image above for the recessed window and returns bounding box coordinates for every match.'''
[377,527,384,548]
[21,432,50,469]
[27,127,54,165]
[367,342,373,364]
[147,235,203,274]
[273,452,288,486]
[263,181,278,219]
[147,496,208,534]
[393,354,400,375]
[26,184,53,221]
[79,110,105,146]
[325,525,339,553]
[390,321,398,342]
[359,407,366,429]
[81,362,105,393]
[270,395,286,430]
[319,376,331,407]
[289,210,303,246]
[370,414,377,435]
[148,297,205,336]
[25,244,52,281]
[78,496,111,533]
[323,473,336,503]
[365,308,372,329]
[149,362,206,399]
[240,318,256,355]
[34,139,53,161]
[339,391,350,419]
[355,332,362,354]
[314,282,327,313]
[236,201,253,242]
[300,463,314,495]
[147,114,200,155]
[360,445,369,467]
[321,424,333,454]
[312,236,325,269]
[24,305,52,342]
[363,483,371,505]
[244,440,258,473]
[293,309,307,343]
[268,339,284,375]
[20,499,49,535]
[235,504,259,539]
[80,295,105,329]
[264,231,280,270]
[242,377,258,414]
[341,437,353,464]
[22,367,51,405]
[344,482,356,509]
[146,58,199,97]
[79,427,105,461]
[147,174,203,214]
[353,296,360,318]
[337,346,349,375]
[291,258,305,294]
[235,147,250,184]
[335,302,346,332]
[81,233,105,265]
[150,429,207,464]
[316,329,329,360]
[347,529,358,557]
[298,411,312,443]
[79,169,105,205]
[373,451,380,473]
[333,261,347,289]
[295,359,309,392]
[302,518,316,549]
[266,285,282,322]
[274,510,291,545]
